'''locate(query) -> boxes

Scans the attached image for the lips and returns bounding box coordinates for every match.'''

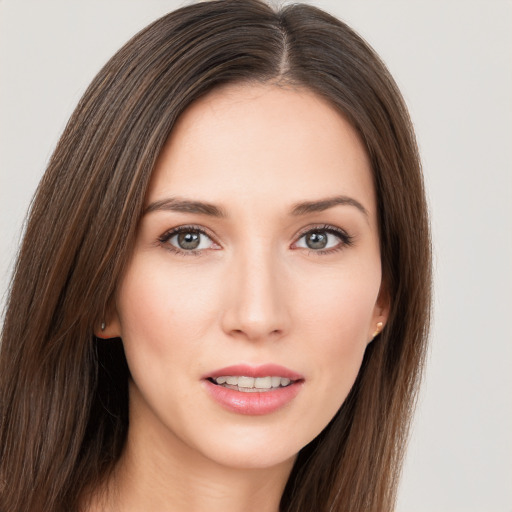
[202,364,304,415]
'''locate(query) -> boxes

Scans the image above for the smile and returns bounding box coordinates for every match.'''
[203,364,304,415]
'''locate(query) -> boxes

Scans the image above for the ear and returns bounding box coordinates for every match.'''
[94,305,122,339]
[368,282,390,343]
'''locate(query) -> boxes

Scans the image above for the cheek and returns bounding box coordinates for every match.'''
[116,259,217,354]
[295,266,380,411]
[297,265,380,346]
[114,260,213,414]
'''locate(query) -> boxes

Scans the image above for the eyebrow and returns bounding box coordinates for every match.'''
[144,197,227,217]
[144,195,368,219]
[290,195,368,218]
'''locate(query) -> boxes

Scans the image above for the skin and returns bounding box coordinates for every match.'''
[95,83,388,512]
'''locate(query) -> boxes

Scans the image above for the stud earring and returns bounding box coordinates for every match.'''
[101,322,106,331]
[372,321,383,339]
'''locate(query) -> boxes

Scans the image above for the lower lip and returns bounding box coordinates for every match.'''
[203,379,304,415]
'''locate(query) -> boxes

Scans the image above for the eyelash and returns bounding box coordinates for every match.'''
[158,224,354,257]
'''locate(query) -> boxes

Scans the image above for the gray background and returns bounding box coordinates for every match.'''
[1,1,511,510]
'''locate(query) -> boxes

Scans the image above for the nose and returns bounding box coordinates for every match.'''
[220,244,291,342]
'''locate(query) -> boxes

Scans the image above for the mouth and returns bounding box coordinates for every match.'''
[202,364,304,415]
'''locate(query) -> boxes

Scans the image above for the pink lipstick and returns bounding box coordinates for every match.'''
[202,364,304,415]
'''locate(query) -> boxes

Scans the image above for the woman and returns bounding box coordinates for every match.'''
[0,0,431,511]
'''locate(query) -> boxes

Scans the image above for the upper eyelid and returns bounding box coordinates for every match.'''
[295,223,347,236]
[160,224,217,241]
[159,223,347,238]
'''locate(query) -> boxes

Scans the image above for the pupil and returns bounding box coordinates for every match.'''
[178,231,200,250]
[306,232,327,249]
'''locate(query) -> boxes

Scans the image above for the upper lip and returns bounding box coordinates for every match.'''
[203,364,304,381]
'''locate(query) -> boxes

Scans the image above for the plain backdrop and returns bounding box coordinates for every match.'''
[1,1,511,510]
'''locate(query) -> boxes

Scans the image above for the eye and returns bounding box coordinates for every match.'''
[159,226,219,255]
[294,225,353,253]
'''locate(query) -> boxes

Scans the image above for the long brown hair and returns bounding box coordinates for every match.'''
[0,1,431,510]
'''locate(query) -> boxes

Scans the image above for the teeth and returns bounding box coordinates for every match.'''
[271,376,281,388]
[238,376,254,388]
[212,375,295,390]
[254,376,272,389]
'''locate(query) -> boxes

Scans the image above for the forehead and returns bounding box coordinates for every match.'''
[147,83,375,219]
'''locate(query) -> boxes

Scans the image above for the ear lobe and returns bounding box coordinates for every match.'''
[94,308,122,339]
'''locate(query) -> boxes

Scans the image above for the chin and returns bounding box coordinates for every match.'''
[202,440,299,471]
[179,416,315,471]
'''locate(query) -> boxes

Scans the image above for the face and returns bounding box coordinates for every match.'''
[104,83,388,471]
